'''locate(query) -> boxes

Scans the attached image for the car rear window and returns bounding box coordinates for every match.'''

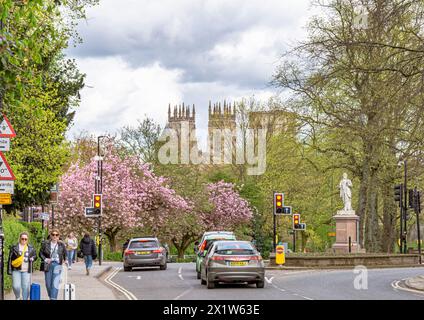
[215,242,255,255]
[129,240,158,249]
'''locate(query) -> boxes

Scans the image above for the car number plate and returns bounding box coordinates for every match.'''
[137,251,150,255]
[229,261,248,266]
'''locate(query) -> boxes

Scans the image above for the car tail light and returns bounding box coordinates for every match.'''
[124,250,135,256]
[249,256,262,261]
[211,256,226,261]
[153,249,162,253]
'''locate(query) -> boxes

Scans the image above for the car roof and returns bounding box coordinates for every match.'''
[130,237,158,241]
[204,234,236,240]
[203,231,234,235]
[212,240,252,246]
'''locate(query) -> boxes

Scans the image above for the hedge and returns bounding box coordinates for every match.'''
[2,216,43,292]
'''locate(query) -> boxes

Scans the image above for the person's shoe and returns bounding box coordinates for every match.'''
[86,268,90,275]
[68,266,72,270]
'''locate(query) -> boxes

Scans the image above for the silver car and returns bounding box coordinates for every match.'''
[123,237,167,271]
[200,240,265,289]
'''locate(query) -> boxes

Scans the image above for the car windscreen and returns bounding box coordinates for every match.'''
[215,242,255,255]
[129,240,158,249]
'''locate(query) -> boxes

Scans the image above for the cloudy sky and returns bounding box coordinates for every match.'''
[66,0,319,140]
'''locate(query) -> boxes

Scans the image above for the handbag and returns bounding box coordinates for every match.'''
[11,244,27,268]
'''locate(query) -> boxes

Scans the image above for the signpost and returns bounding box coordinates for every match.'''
[0,112,16,300]
[85,207,101,218]
[0,138,10,152]
[0,194,11,205]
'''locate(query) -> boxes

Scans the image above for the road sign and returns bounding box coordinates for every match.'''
[40,213,50,221]
[0,194,11,205]
[0,138,10,152]
[50,183,59,192]
[85,207,101,217]
[0,153,15,180]
[0,114,16,138]
[0,180,14,194]
[277,206,292,215]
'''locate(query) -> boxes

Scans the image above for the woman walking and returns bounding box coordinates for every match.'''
[79,233,97,275]
[39,229,67,300]
[65,232,78,270]
[7,232,37,300]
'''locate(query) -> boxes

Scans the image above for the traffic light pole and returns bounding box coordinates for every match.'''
[416,190,422,264]
[403,161,408,254]
[292,230,296,253]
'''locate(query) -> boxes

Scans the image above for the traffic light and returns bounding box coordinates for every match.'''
[293,213,300,229]
[274,193,284,215]
[93,194,102,215]
[394,184,403,204]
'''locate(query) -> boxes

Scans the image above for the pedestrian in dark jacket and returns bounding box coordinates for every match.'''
[122,239,130,258]
[39,229,67,300]
[79,233,97,275]
[7,232,37,300]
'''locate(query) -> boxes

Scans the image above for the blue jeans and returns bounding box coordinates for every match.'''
[12,271,31,300]
[44,262,62,300]
[84,255,93,270]
[67,250,74,267]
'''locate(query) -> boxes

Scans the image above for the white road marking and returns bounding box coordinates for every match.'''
[391,280,424,297]
[270,281,313,300]
[178,267,184,280]
[137,276,141,280]
[265,276,274,284]
[174,287,194,300]
[104,267,138,300]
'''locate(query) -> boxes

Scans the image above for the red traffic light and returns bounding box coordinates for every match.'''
[93,194,102,214]
[293,214,300,228]
[274,193,284,214]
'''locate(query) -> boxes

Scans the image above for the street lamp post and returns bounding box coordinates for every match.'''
[96,136,106,265]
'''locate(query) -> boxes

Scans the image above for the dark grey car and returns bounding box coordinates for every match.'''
[123,237,167,271]
[200,240,265,289]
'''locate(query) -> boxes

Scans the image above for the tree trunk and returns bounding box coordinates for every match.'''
[365,169,381,252]
[382,181,397,253]
[357,160,370,248]
[105,229,119,252]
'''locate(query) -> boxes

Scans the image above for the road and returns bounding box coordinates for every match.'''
[107,263,424,300]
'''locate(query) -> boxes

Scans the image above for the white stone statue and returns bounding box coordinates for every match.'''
[339,172,353,212]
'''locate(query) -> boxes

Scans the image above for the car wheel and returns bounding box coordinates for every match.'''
[160,263,167,270]
[256,280,265,288]
[206,275,215,289]
[124,266,132,272]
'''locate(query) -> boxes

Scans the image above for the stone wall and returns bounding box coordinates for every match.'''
[269,253,420,267]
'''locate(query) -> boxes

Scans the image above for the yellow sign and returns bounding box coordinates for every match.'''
[327,232,336,237]
[275,244,285,265]
[0,193,11,204]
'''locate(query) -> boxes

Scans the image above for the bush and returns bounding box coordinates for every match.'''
[103,251,122,262]
[2,216,43,292]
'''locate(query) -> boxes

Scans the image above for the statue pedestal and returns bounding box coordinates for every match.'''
[332,211,362,254]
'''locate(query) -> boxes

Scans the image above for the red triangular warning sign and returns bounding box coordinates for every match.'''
[0,152,15,180]
[0,114,16,138]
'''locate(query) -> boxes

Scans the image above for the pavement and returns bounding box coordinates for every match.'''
[5,260,122,300]
[109,262,424,300]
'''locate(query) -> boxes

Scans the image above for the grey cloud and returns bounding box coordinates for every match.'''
[67,0,312,88]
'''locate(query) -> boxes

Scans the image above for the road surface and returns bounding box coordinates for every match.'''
[107,263,424,300]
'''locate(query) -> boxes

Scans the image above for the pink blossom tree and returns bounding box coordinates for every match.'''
[56,142,189,251]
[156,180,253,258]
